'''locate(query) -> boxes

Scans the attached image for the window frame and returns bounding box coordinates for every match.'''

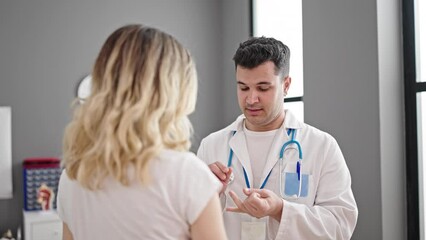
[403,0,426,239]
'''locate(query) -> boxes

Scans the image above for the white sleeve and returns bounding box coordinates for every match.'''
[179,155,222,224]
[196,137,227,206]
[273,138,358,240]
[196,138,207,164]
[57,170,69,224]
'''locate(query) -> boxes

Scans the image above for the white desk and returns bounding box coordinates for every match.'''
[23,210,62,240]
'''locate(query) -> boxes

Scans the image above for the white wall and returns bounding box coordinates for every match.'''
[377,0,406,239]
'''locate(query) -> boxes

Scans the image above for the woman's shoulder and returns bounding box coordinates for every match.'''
[156,149,207,171]
[160,149,197,159]
[158,149,221,187]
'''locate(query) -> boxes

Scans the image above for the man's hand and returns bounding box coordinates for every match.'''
[226,188,283,222]
[208,161,233,194]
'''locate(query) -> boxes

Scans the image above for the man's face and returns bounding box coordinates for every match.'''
[236,61,290,131]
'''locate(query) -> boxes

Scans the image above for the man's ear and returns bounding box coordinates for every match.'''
[284,76,292,94]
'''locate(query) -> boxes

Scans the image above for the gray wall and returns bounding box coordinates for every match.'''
[221,1,250,125]
[303,0,382,239]
[0,0,407,239]
[302,0,405,239]
[0,0,224,233]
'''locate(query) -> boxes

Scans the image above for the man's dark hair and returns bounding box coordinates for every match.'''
[233,37,290,77]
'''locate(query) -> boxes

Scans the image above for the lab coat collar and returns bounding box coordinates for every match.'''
[283,109,303,130]
[224,109,303,133]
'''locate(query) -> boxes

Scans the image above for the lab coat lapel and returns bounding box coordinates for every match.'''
[229,130,253,188]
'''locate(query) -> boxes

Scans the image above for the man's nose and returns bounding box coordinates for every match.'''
[246,91,259,104]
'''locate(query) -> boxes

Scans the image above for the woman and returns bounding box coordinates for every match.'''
[58,24,227,240]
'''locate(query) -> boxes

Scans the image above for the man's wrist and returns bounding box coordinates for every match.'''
[271,199,283,222]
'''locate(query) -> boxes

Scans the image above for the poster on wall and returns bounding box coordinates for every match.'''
[0,107,12,199]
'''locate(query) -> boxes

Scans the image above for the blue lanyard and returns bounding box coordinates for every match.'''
[227,128,302,188]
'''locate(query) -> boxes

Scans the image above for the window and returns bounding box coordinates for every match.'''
[251,0,304,121]
[403,0,426,239]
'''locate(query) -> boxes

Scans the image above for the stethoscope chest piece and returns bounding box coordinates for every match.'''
[228,172,234,184]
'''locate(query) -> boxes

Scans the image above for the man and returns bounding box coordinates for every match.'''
[197,37,358,239]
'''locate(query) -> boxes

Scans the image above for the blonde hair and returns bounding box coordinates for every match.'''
[63,24,197,189]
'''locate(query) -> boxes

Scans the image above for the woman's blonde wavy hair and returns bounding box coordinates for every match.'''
[63,24,197,189]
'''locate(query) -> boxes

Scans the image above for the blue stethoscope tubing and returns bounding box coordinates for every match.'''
[227,128,304,198]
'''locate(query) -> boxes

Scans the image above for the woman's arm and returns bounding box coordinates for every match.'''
[190,194,227,240]
[62,223,74,240]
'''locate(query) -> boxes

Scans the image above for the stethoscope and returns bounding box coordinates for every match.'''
[226,128,303,198]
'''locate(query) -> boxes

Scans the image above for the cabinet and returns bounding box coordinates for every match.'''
[23,210,62,240]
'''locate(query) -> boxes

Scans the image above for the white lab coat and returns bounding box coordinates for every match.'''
[197,110,358,240]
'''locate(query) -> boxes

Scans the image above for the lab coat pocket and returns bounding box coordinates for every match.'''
[283,172,309,198]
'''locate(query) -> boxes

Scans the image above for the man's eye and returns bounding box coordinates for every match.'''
[240,87,249,91]
[259,87,269,91]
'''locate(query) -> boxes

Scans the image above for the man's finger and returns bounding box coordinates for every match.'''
[244,200,259,212]
[226,206,245,213]
[228,190,247,211]
[243,189,266,213]
[209,163,227,180]
[228,191,260,216]
[215,161,230,173]
[244,188,269,198]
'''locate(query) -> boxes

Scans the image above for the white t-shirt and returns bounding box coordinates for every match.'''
[57,149,221,240]
[244,124,279,188]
